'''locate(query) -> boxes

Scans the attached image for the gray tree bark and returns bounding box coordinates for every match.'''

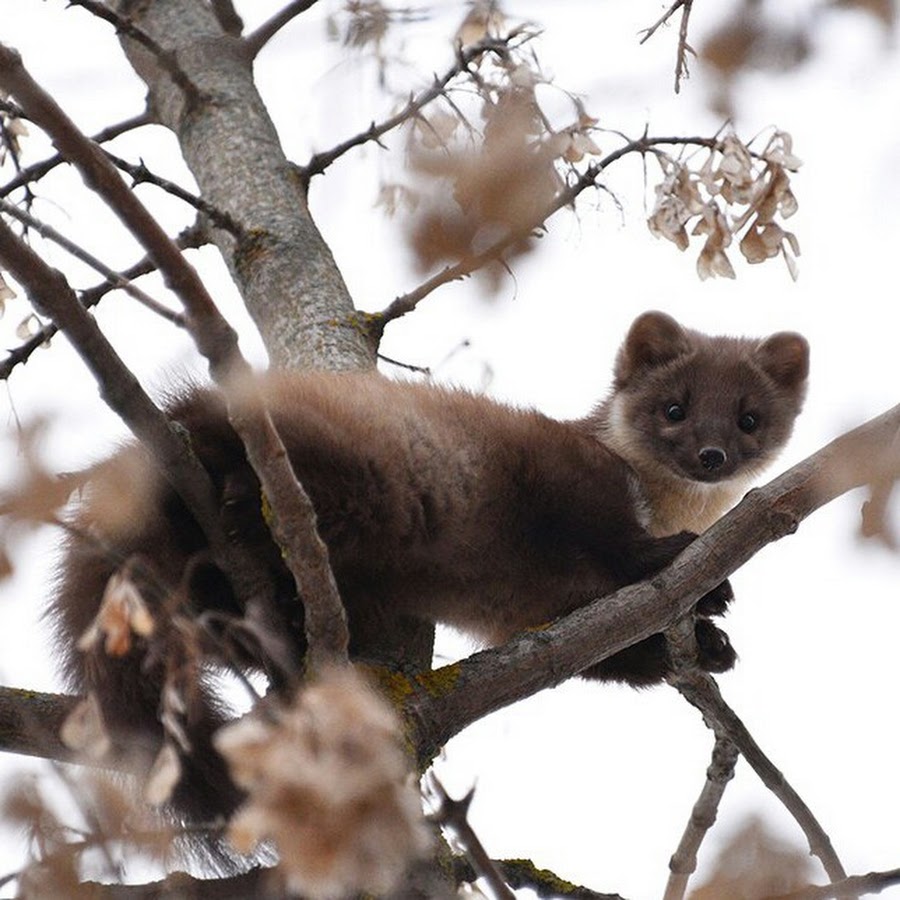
[112,0,374,371]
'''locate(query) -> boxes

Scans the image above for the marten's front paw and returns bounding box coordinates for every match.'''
[694,619,737,673]
[694,578,734,617]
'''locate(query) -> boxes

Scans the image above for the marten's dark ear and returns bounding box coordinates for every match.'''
[616,311,692,384]
[756,332,809,392]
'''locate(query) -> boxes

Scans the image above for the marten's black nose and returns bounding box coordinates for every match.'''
[699,447,727,471]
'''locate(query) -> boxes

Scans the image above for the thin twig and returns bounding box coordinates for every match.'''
[0,197,184,324]
[0,111,152,199]
[66,0,202,106]
[675,0,695,93]
[426,774,516,900]
[638,0,696,93]
[243,0,320,59]
[0,224,203,381]
[103,150,245,237]
[638,0,687,44]
[300,33,531,180]
[670,669,851,892]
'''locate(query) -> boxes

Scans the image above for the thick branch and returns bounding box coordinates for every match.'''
[406,401,900,759]
[772,869,900,900]
[0,687,79,765]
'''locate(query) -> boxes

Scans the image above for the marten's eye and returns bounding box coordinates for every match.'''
[738,412,759,433]
[665,402,686,422]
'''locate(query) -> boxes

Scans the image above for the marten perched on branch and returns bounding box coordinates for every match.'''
[50,311,809,818]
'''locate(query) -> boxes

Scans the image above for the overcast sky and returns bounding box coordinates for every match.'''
[2,1,900,897]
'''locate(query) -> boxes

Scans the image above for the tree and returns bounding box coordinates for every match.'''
[0,1,898,897]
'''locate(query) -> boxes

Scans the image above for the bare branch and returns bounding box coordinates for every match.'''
[664,735,739,900]
[0,686,79,765]
[103,151,245,238]
[0,111,152,200]
[79,868,287,899]
[671,670,849,889]
[675,1,696,93]
[427,775,515,900]
[406,400,900,760]
[638,0,696,93]
[0,224,202,381]
[0,216,227,554]
[66,0,203,106]
[0,197,185,324]
[497,860,623,900]
[301,34,529,180]
[243,0,320,60]
[771,869,900,900]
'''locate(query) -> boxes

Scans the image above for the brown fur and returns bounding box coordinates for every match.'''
[49,312,808,819]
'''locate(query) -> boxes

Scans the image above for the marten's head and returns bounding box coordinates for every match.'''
[608,310,809,485]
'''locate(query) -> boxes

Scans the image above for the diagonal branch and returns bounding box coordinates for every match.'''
[243,0,320,60]
[0,224,203,381]
[103,151,245,237]
[0,197,185,324]
[771,869,900,900]
[0,111,152,199]
[0,217,227,553]
[300,34,529,181]
[66,0,203,106]
[671,669,849,889]
[406,400,900,760]
[374,134,723,332]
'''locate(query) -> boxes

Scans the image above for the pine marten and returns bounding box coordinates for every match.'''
[49,311,809,818]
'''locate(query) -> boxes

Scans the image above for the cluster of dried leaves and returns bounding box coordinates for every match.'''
[648,130,801,281]
[2,772,174,899]
[379,11,602,291]
[50,660,433,898]
[214,668,431,899]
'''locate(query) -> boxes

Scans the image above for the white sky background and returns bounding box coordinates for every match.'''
[1,0,899,897]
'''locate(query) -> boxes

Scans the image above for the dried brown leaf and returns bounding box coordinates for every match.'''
[216,668,431,899]
[689,817,811,899]
[60,693,112,759]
